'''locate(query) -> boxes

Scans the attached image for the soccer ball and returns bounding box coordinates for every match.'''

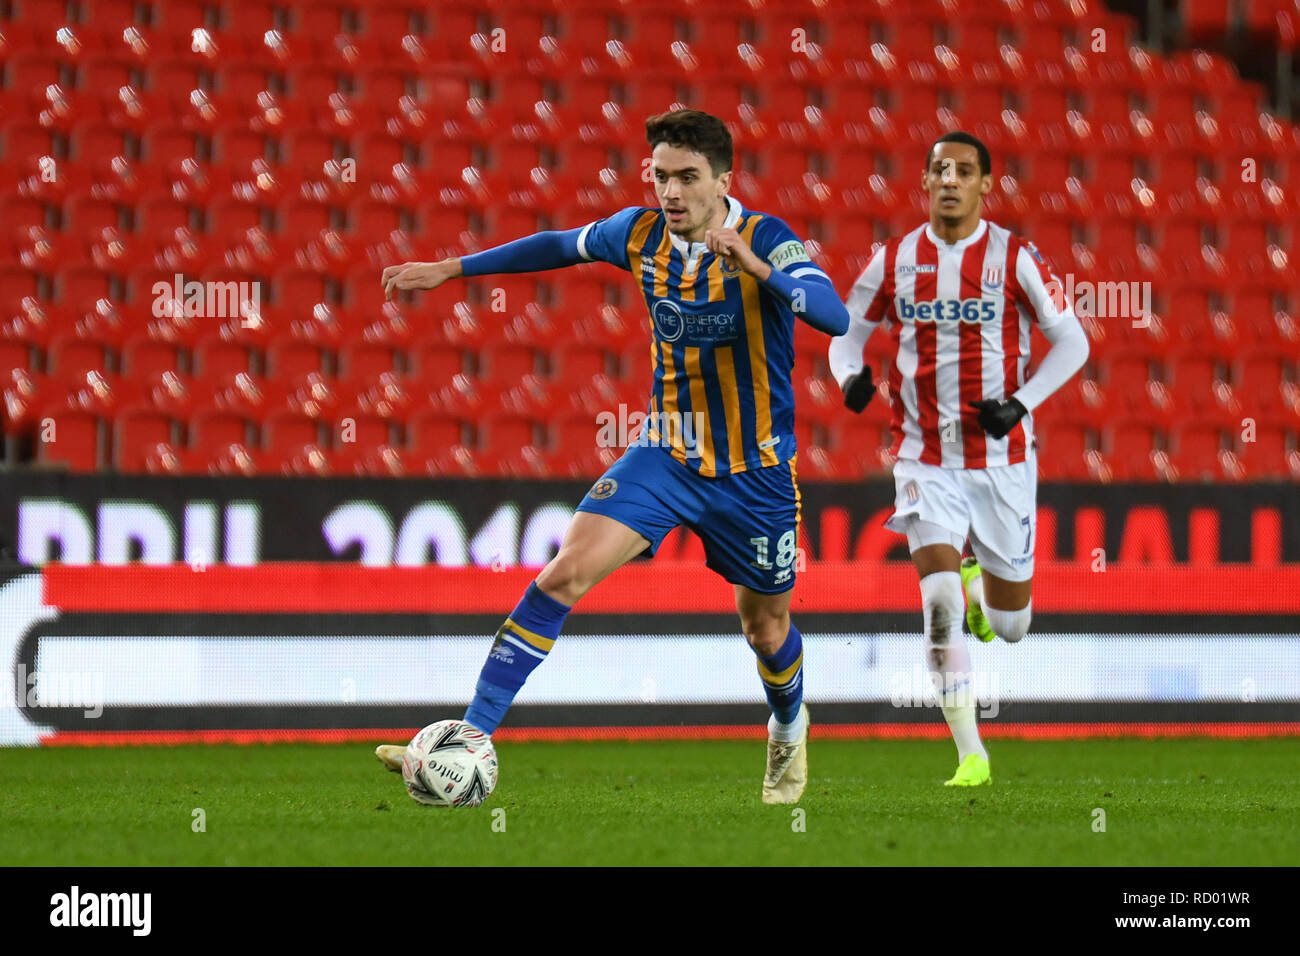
[401,720,498,808]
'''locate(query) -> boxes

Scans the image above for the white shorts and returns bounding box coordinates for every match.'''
[885,452,1038,581]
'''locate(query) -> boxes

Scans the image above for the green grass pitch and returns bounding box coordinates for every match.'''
[1,738,1295,866]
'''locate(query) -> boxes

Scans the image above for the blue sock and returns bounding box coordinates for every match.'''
[464,582,570,734]
[755,622,804,725]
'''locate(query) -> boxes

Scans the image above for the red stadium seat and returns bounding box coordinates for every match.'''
[492,139,545,179]
[410,343,466,385]
[6,54,61,98]
[1104,421,1162,480]
[190,407,253,453]
[220,1,278,38]
[290,4,346,45]
[70,123,131,162]
[551,343,609,384]
[0,267,41,311]
[408,412,466,454]
[1233,349,1292,414]
[420,206,473,240]
[1033,421,1093,480]
[207,199,265,244]
[55,269,114,313]
[278,198,333,242]
[793,375,842,428]
[140,125,199,165]
[194,337,256,381]
[262,442,331,476]
[1099,349,1156,407]
[332,410,392,451]
[357,68,409,108]
[551,410,603,456]
[0,340,34,378]
[139,370,197,418]
[48,335,111,378]
[1,196,48,235]
[282,129,338,175]
[339,342,400,382]
[546,275,608,318]
[267,338,327,378]
[273,268,330,308]
[1184,0,1231,45]
[349,199,405,241]
[122,337,183,378]
[478,344,539,383]
[114,406,176,472]
[1168,423,1235,481]
[263,410,321,454]
[201,441,258,476]
[330,442,407,476]
[1234,422,1297,478]
[479,412,541,451]
[1,369,57,440]
[137,197,194,235]
[36,408,104,471]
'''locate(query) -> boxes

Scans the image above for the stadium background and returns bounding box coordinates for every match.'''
[1,0,1297,747]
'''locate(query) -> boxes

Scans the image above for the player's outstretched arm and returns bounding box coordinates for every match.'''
[381,227,589,300]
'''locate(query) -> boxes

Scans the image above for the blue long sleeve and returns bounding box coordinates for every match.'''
[459,228,586,276]
[762,268,850,336]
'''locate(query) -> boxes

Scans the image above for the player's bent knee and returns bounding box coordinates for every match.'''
[740,614,790,656]
[985,603,1032,643]
[535,552,593,604]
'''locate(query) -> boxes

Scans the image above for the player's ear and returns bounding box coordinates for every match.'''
[980,174,993,196]
[716,168,732,195]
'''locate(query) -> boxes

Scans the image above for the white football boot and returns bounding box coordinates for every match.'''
[761,703,809,804]
[375,744,405,771]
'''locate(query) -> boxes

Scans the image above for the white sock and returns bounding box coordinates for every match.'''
[919,571,987,762]
[768,708,806,743]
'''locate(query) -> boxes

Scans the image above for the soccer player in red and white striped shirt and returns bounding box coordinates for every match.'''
[829,132,1090,786]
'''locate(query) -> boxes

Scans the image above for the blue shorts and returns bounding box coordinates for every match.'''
[575,444,802,594]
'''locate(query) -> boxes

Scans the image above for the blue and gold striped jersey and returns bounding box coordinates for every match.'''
[576,196,828,477]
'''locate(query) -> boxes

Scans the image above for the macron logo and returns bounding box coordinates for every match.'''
[49,886,151,937]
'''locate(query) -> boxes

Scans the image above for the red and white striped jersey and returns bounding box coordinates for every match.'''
[830,219,1074,469]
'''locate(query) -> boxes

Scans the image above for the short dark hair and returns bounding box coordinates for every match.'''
[925,131,991,176]
[645,109,733,177]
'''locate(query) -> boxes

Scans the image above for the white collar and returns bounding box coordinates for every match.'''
[925,218,988,249]
[667,195,743,255]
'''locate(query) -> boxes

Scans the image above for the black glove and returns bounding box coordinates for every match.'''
[968,397,1027,439]
[841,368,876,413]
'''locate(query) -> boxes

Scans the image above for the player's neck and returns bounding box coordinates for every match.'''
[683,196,731,244]
[929,214,982,245]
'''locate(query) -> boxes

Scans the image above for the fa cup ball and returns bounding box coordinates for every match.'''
[401,720,498,808]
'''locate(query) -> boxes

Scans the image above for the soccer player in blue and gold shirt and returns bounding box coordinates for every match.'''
[380,110,848,803]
